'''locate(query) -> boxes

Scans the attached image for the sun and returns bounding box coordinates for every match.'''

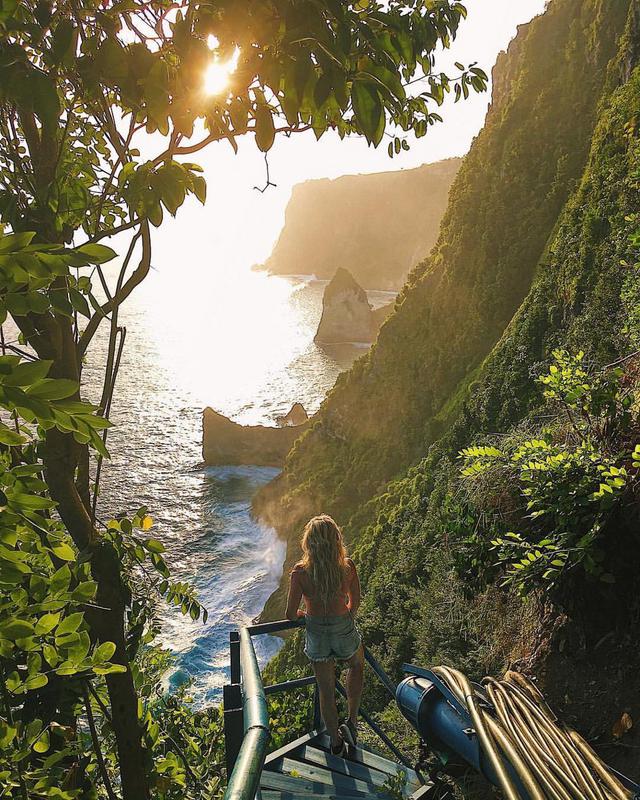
[204,41,240,96]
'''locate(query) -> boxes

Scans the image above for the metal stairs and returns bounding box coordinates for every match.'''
[260,730,431,800]
[222,620,435,800]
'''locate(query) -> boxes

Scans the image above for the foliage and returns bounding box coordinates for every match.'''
[0,0,487,795]
[264,10,640,777]
[263,630,315,750]
[460,351,639,596]
[256,0,633,627]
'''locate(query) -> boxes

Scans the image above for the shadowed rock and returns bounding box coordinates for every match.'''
[202,407,309,466]
[276,403,309,427]
[315,268,394,345]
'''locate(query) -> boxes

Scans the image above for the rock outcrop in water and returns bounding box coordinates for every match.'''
[315,268,392,345]
[258,158,460,290]
[202,407,309,466]
[276,403,308,427]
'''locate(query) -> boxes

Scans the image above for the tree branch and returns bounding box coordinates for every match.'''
[77,221,151,357]
[83,684,120,800]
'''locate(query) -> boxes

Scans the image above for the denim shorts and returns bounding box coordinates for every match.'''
[304,613,361,663]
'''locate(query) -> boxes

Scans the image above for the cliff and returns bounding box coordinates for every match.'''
[257,0,631,557]
[202,408,308,467]
[315,268,376,344]
[260,0,640,783]
[259,158,460,290]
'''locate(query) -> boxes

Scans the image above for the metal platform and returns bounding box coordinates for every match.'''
[222,618,434,800]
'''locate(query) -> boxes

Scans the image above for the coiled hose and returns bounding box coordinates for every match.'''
[431,666,634,800]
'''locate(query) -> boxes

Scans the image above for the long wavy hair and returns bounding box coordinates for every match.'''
[299,515,349,609]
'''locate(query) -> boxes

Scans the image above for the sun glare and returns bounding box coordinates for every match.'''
[204,45,240,96]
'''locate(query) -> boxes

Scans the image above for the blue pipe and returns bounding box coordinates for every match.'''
[395,664,640,799]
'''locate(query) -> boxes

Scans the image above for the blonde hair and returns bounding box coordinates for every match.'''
[299,515,349,609]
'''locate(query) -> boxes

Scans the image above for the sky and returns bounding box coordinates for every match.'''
[146,0,547,287]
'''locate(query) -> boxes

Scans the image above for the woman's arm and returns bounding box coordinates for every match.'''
[346,559,361,616]
[285,568,304,621]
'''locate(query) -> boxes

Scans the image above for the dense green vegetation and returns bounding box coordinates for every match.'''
[259,0,640,780]
[0,0,488,796]
[257,0,634,613]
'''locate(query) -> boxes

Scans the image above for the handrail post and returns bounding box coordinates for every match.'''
[313,682,321,730]
[230,631,241,684]
[223,631,243,776]
[225,629,271,800]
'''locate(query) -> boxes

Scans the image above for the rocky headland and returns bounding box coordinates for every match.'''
[275,402,308,427]
[257,158,461,290]
[202,407,309,467]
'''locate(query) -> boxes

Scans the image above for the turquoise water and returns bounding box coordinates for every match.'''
[3,267,392,703]
[80,270,394,704]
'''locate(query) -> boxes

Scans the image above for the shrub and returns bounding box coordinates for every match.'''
[459,351,639,596]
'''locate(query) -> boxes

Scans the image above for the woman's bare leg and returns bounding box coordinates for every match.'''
[345,645,364,724]
[312,659,340,746]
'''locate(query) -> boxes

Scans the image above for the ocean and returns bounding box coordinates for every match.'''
[80,267,394,704]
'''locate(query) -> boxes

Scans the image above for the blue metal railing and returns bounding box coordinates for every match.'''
[223,618,305,800]
[222,617,417,800]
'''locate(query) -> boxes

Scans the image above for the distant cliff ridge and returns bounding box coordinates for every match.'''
[258,158,460,290]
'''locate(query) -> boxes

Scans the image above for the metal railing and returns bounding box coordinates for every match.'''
[222,617,419,800]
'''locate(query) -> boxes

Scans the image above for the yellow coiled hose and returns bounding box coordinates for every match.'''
[431,667,633,800]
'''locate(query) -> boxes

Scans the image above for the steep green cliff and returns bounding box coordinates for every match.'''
[261,0,640,780]
[257,0,634,617]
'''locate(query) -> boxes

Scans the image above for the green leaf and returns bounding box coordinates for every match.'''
[26,378,78,400]
[351,81,383,146]
[144,538,165,553]
[192,175,207,204]
[2,359,52,387]
[50,564,71,594]
[33,728,50,753]
[35,612,61,635]
[71,580,97,601]
[31,72,60,128]
[255,103,275,152]
[51,542,76,561]
[22,672,48,691]
[0,232,35,253]
[50,19,75,65]
[56,612,83,636]
[75,243,117,264]
[94,641,116,662]
[0,423,25,445]
[0,619,36,640]
[69,287,90,317]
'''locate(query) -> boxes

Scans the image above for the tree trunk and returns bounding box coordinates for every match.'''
[31,313,151,800]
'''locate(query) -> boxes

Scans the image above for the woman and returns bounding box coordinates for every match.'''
[286,514,364,757]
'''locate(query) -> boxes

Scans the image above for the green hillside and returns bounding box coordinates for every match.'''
[257,0,633,595]
[259,0,640,780]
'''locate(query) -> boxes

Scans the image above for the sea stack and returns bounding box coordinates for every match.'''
[314,268,378,344]
[276,403,308,427]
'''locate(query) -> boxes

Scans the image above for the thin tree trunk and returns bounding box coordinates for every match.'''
[23,309,151,800]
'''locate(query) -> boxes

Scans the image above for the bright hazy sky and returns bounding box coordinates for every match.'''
[149,1,547,285]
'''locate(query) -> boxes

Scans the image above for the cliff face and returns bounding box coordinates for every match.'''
[315,268,376,344]
[259,158,460,290]
[256,0,633,614]
[262,0,640,779]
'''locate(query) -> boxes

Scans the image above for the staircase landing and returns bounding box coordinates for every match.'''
[260,730,433,800]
